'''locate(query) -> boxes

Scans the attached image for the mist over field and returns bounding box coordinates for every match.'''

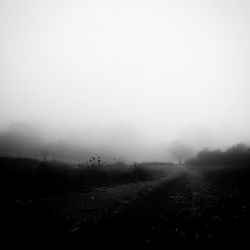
[0,0,249,162]
[0,121,250,163]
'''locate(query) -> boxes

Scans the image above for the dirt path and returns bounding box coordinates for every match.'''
[59,168,250,250]
[2,166,250,249]
[43,166,183,232]
[1,165,182,247]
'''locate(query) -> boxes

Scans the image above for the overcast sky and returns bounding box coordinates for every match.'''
[0,0,250,160]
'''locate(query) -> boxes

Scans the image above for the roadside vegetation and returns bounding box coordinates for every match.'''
[186,143,250,188]
[0,155,162,199]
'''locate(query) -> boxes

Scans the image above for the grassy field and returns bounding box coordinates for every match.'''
[1,148,250,249]
[0,156,166,199]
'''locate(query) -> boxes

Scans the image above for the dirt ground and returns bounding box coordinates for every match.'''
[1,166,250,249]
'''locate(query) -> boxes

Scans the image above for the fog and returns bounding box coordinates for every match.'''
[0,0,249,162]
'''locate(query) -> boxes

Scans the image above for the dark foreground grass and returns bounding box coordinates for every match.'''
[42,171,250,250]
[0,156,158,199]
[1,159,250,249]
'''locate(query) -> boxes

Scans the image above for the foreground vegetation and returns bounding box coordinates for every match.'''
[0,156,161,199]
[2,144,250,249]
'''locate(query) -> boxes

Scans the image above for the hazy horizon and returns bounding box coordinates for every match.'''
[0,121,249,163]
[0,0,249,162]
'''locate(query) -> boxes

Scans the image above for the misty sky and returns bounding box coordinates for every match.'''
[0,0,250,161]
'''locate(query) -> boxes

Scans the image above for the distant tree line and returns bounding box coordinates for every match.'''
[186,143,250,167]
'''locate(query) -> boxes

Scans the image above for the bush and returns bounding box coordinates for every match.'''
[0,156,155,199]
[186,144,250,188]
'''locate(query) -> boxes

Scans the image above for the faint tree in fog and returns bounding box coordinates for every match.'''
[168,141,195,165]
